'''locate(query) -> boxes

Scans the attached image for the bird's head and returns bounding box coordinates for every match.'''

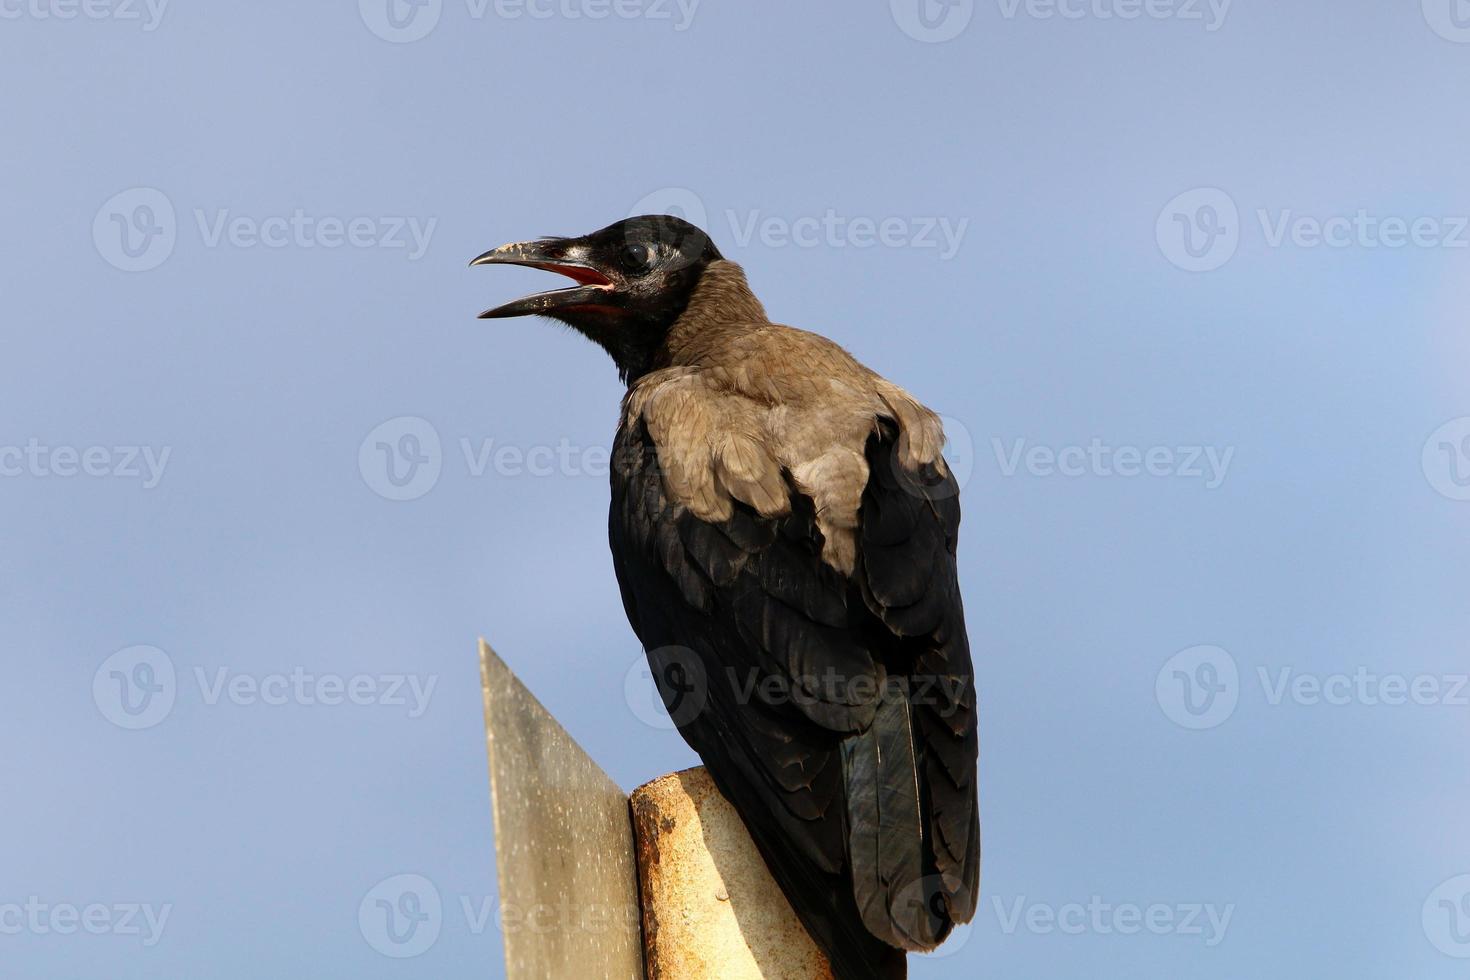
[471,215,723,382]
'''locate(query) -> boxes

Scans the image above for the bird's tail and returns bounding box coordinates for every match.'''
[696,753,908,979]
[827,931,908,980]
[752,825,908,980]
[726,781,907,977]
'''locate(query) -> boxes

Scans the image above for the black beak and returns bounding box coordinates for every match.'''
[469,239,616,319]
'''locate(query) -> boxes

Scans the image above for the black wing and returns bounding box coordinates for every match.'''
[609,416,979,980]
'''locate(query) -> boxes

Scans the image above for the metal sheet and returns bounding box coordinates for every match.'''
[480,640,645,980]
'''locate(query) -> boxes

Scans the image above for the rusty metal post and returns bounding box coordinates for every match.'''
[631,768,834,980]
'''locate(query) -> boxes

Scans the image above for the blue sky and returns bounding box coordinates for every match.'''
[3,1,1470,977]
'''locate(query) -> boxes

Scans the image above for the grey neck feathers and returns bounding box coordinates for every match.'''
[660,261,770,364]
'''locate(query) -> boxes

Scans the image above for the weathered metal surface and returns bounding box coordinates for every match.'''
[631,768,835,980]
[480,640,645,980]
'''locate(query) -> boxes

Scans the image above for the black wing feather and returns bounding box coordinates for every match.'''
[610,416,979,980]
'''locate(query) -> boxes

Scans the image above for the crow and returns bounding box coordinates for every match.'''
[472,215,979,980]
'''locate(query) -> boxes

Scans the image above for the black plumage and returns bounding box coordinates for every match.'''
[473,216,980,980]
[612,420,975,979]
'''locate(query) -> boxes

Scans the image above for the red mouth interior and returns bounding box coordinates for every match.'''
[532,262,611,287]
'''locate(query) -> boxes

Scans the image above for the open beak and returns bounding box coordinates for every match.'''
[469,239,615,319]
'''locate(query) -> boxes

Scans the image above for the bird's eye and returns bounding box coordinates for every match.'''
[620,242,655,274]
